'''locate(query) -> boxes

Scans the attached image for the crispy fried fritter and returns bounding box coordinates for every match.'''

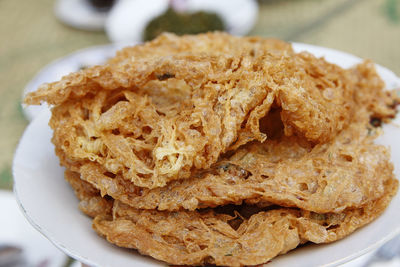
[26,33,399,266]
[64,168,398,266]
[92,179,398,267]
[24,33,395,188]
[109,33,293,64]
[352,61,399,120]
[61,113,394,213]
[64,169,112,218]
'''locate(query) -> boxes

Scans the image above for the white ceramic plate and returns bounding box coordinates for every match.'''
[0,190,67,267]
[13,44,400,267]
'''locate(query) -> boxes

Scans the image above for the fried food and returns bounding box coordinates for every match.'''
[26,33,399,266]
[65,167,398,267]
[64,169,112,218]
[24,33,396,189]
[60,112,395,214]
[26,33,291,188]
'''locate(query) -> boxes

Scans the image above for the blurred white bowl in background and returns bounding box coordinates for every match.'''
[105,0,259,43]
[54,0,110,31]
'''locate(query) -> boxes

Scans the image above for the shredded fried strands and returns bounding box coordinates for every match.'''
[61,114,395,213]
[27,33,399,266]
[65,171,398,266]
[24,33,396,188]
[65,170,113,217]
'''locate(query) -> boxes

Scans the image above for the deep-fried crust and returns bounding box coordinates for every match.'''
[60,115,395,213]
[27,33,399,266]
[92,179,398,267]
[24,33,396,189]
[64,169,398,266]
[64,169,112,218]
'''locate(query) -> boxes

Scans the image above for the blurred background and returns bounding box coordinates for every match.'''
[0,0,399,266]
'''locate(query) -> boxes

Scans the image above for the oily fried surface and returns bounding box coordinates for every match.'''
[65,168,398,266]
[108,33,293,64]
[24,33,396,188]
[24,32,400,266]
[62,113,394,213]
[64,169,112,218]
[92,178,398,267]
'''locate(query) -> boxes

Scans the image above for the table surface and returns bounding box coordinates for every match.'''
[1,0,400,190]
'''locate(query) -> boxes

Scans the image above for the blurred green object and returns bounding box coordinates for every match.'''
[386,0,399,22]
[62,256,76,267]
[0,166,13,190]
[143,7,225,41]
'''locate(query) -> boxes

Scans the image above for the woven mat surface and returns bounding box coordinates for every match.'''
[1,0,399,189]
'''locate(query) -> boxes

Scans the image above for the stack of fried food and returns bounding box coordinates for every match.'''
[25,32,399,266]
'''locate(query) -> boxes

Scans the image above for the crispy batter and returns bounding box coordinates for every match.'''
[108,33,293,64]
[352,61,399,121]
[24,33,395,188]
[64,169,112,218]
[26,33,399,266]
[64,168,398,266]
[61,113,394,213]
[92,179,398,267]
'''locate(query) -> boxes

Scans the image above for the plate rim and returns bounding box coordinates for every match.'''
[14,42,400,267]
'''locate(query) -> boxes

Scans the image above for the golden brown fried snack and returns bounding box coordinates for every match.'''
[108,32,293,64]
[64,168,398,266]
[24,33,395,189]
[92,179,398,267]
[352,61,399,120]
[64,169,112,218]
[62,114,395,214]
